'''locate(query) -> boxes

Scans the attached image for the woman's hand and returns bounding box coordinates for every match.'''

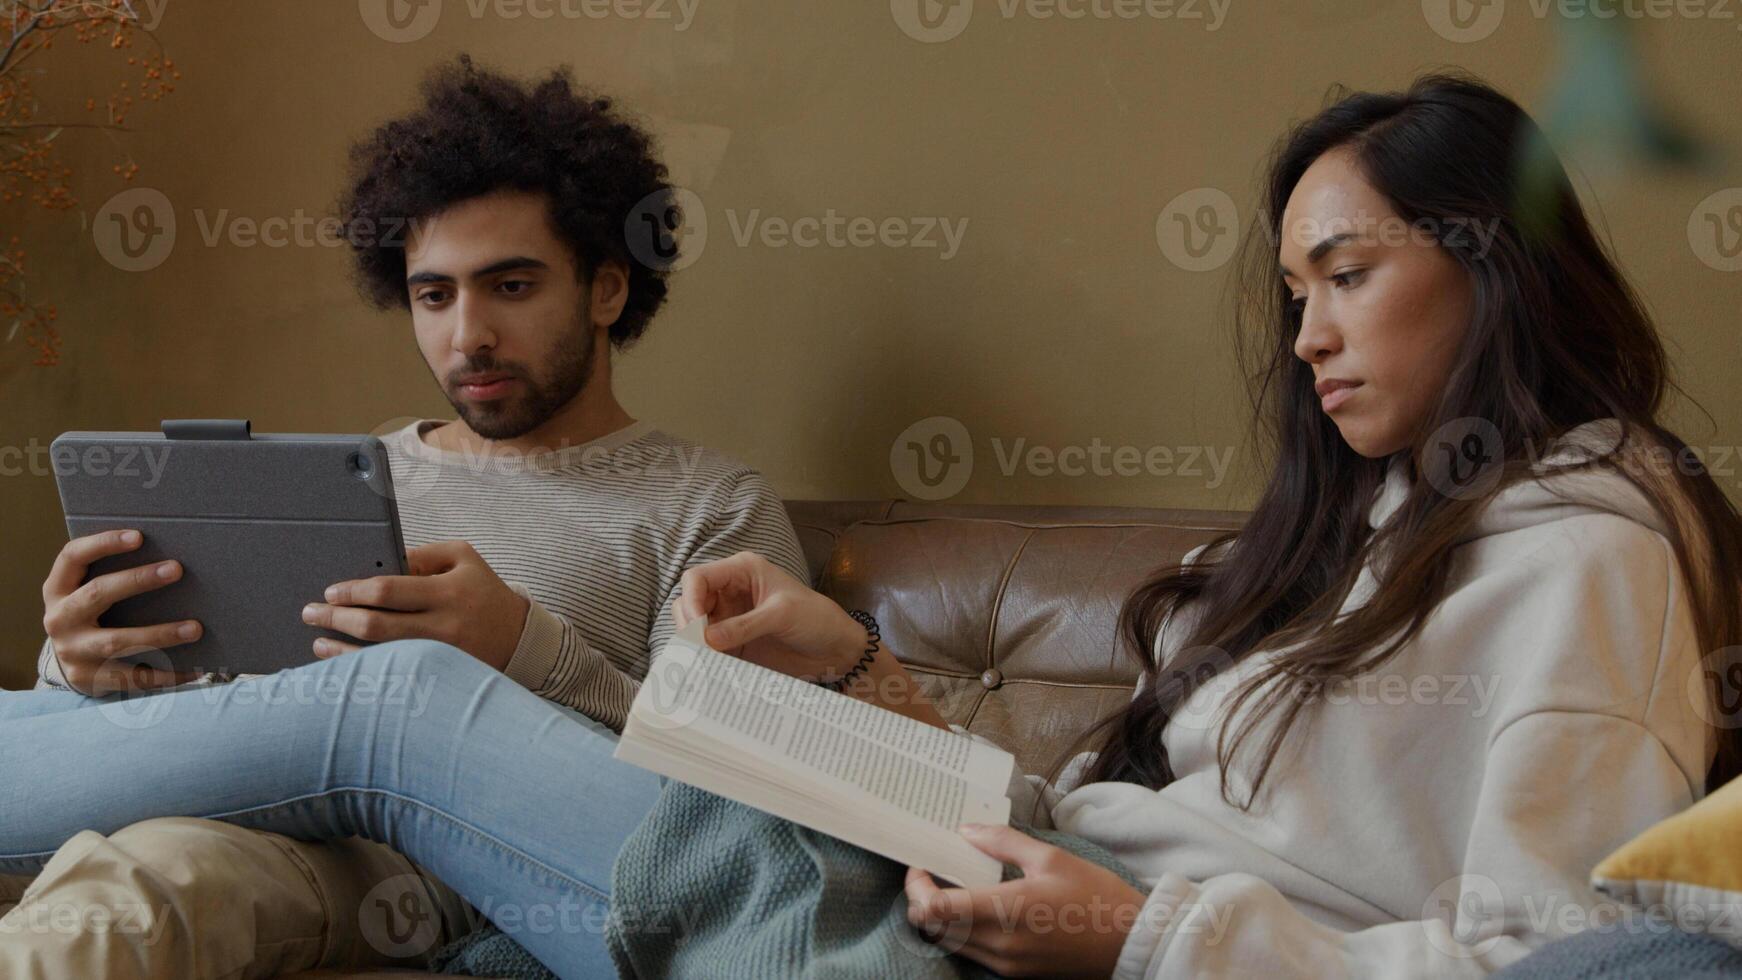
[905,824,1147,979]
[673,551,867,681]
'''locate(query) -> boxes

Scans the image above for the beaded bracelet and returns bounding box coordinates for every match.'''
[819,610,880,692]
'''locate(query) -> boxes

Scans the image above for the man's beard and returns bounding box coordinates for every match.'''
[441,316,597,441]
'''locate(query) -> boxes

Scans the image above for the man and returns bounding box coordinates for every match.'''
[0,55,805,978]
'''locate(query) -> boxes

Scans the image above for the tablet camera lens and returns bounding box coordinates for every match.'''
[347,452,375,481]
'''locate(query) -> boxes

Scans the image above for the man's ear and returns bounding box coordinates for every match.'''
[588,259,631,333]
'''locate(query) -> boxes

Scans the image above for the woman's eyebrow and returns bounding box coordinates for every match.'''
[1279,231,1360,277]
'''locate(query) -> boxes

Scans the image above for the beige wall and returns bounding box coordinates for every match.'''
[4,0,1740,687]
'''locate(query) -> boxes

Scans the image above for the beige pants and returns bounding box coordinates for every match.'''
[0,819,474,980]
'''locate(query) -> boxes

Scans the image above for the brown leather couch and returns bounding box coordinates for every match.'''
[786,499,1246,778]
[298,497,1248,980]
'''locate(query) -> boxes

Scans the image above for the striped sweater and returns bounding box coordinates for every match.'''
[37,418,808,733]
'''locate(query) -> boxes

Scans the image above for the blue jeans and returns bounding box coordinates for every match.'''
[0,640,665,980]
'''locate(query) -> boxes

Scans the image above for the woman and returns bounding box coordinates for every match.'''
[5,72,1740,978]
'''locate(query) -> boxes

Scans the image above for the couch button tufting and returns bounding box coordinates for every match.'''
[979,668,1003,690]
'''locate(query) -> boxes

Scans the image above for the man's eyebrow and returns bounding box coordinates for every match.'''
[405,256,550,287]
[1278,232,1360,277]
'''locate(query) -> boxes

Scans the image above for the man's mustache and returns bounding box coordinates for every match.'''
[446,362,530,388]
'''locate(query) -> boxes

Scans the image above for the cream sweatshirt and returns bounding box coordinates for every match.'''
[1009,419,1716,978]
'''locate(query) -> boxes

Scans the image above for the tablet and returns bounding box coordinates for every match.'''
[51,419,409,676]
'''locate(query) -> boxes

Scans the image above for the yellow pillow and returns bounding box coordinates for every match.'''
[1592,775,1742,914]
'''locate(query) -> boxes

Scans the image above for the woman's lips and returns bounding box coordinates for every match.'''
[1319,382,1362,412]
[458,378,518,401]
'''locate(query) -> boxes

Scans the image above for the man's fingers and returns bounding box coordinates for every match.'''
[43,530,144,605]
[323,574,436,611]
[70,621,203,663]
[406,541,468,576]
[54,560,183,633]
[302,603,415,643]
[86,662,201,698]
[313,637,362,659]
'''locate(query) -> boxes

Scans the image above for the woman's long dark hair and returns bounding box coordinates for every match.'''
[1075,72,1742,808]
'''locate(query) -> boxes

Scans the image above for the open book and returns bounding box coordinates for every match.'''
[614,619,1017,887]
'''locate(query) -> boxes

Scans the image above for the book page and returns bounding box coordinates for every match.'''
[627,619,1014,831]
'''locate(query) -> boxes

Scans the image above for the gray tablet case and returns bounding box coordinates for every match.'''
[52,420,409,676]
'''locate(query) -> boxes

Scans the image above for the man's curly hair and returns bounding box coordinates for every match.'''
[339,55,673,347]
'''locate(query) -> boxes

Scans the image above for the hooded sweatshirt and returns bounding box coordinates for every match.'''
[1011,419,1717,978]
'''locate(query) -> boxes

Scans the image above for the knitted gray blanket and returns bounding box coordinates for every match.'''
[603,782,1143,979]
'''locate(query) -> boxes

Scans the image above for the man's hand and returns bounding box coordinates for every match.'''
[301,540,530,671]
[904,825,1146,978]
[40,529,204,695]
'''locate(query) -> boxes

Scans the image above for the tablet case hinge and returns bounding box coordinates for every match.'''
[162,419,252,440]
